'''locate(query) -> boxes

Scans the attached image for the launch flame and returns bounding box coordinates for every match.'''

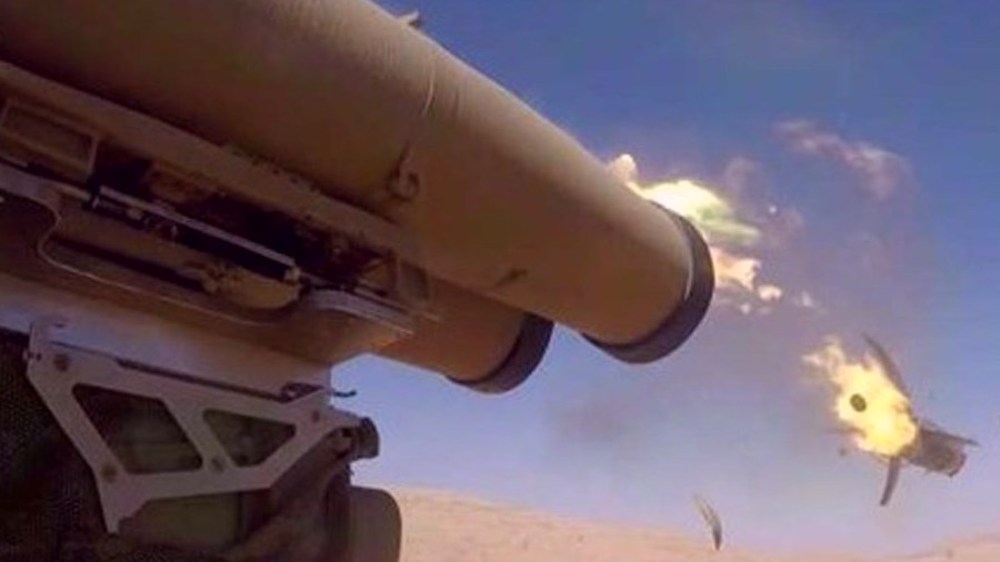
[609,154,760,246]
[610,154,783,314]
[803,337,919,456]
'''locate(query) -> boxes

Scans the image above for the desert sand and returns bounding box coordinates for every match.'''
[390,489,997,562]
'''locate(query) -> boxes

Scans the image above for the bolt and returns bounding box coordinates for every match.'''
[310,410,322,423]
[211,456,226,473]
[53,353,70,372]
[100,464,118,483]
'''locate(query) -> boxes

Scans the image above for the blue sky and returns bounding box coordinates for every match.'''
[341,1,1000,555]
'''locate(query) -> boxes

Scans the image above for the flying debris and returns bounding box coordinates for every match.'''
[859,335,977,506]
[850,394,868,412]
[878,419,979,506]
[808,334,977,506]
[861,335,912,398]
[693,494,723,551]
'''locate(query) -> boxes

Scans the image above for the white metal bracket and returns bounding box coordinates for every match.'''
[24,316,363,534]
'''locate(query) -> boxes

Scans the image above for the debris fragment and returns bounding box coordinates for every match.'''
[850,394,867,412]
[693,494,723,551]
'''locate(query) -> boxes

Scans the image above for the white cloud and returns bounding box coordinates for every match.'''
[757,284,783,302]
[774,120,911,200]
[721,156,761,196]
[607,153,640,186]
[792,291,824,314]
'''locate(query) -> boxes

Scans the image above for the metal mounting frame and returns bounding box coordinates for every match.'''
[24,317,362,533]
[0,160,414,365]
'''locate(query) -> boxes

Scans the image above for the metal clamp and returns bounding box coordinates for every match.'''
[25,317,364,533]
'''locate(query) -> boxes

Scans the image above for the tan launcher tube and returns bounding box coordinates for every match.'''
[0,0,713,363]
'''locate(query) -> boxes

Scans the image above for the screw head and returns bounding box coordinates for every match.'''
[210,456,226,472]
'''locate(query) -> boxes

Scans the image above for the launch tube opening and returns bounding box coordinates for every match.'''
[585,208,714,364]
[450,313,553,394]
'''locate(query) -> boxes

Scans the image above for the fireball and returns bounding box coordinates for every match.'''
[804,337,918,456]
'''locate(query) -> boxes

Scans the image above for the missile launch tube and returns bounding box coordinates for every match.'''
[0,0,712,360]
[377,279,553,393]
